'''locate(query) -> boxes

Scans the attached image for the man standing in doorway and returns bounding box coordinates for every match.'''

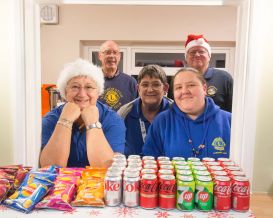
[98,40,137,111]
[185,34,233,112]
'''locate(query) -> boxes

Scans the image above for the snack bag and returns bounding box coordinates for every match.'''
[0,178,11,203]
[72,168,107,207]
[36,175,77,211]
[4,170,56,213]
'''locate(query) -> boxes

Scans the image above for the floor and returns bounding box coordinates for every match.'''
[250,193,273,217]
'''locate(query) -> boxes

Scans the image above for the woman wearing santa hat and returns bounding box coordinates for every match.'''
[40,59,125,168]
[142,67,231,159]
[184,34,233,112]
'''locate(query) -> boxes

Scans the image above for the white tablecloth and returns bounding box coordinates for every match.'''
[0,204,255,218]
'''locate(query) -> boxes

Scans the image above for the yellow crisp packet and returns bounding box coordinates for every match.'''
[71,168,106,207]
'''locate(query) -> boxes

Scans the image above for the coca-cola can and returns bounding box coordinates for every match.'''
[142,156,155,161]
[143,160,157,166]
[123,172,140,207]
[143,164,158,172]
[158,160,172,166]
[217,157,232,162]
[158,169,173,176]
[140,174,158,209]
[140,168,156,176]
[208,165,224,172]
[232,176,250,212]
[211,170,228,179]
[157,156,170,161]
[159,174,176,210]
[214,176,232,211]
[202,157,215,162]
[229,171,246,179]
[104,172,122,206]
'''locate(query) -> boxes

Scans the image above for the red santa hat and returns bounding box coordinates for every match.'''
[185,34,211,57]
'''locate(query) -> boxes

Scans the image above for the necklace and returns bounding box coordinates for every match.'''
[181,114,210,157]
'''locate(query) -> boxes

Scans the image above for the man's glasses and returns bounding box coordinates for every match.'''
[188,50,207,56]
[68,85,96,93]
[102,50,120,56]
[139,82,163,91]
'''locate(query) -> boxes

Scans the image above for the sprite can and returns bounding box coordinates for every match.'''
[176,175,195,211]
[195,175,213,211]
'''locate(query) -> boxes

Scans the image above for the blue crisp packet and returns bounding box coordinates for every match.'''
[4,168,56,213]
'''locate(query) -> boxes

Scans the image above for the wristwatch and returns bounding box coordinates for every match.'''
[86,121,102,130]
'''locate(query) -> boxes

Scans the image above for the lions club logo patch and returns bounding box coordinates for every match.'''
[103,88,123,108]
[212,137,226,151]
[207,86,217,97]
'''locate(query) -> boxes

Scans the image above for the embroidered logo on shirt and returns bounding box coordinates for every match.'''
[207,86,217,97]
[102,88,123,109]
[212,137,226,151]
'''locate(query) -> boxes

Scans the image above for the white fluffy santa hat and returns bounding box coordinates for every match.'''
[185,34,211,58]
[57,58,104,99]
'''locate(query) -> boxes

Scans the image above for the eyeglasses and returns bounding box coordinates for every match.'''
[139,82,163,91]
[101,50,120,56]
[67,85,97,93]
[188,50,207,56]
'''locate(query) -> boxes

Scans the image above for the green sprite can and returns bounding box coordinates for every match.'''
[176,175,195,211]
[195,175,213,211]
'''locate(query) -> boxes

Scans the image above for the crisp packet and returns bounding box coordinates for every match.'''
[0,178,11,203]
[36,175,77,211]
[71,168,107,207]
[4,170,56,213]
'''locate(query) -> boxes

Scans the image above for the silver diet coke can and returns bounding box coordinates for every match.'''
[123,171,140,207]
[104,171,122,206]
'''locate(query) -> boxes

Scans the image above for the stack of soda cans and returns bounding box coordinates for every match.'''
[104,154,250,213]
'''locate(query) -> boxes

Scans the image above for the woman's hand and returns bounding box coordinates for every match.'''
[81,105,99,125]
[60,102,81,122]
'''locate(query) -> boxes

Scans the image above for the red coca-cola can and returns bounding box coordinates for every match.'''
[123,172,140,207]
[140,168,156,176]
[214,176,231,211]
[232,176,250,212]
[229,171,246,179]
[104,171,122,206]
[158,169,173,176]
[211,170,228,179]
[140,174,158,209]
[208,165,224,172]
[157,156,170,161]
[159,174,176,210]
[143,164,158,172]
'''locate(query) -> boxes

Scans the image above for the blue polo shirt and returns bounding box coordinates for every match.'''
[42,101,126,167]
[118,97,172,157]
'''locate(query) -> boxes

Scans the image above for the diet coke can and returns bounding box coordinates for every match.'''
[232,176,250,212]
[214,176,232,211]
[123,172,140,207]
[158,174,176,210]
[140,174,158,209]
[104,172,122,206]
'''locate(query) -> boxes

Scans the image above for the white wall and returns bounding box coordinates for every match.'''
[0,0,15,164]
[251,0,273,193]
[40,5,237,84]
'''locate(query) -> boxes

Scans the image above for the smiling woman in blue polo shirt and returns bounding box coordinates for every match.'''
[142,67,231,159]
[40,59,125,168]
[118,65,172,157]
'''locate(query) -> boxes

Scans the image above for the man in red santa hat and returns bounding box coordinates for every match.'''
[184,34,233,112]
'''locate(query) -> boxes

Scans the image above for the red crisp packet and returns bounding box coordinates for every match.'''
[0,178,11,203]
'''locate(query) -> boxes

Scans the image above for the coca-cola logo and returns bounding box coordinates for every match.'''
[124,182,139,192]
[198,191,209,202]
[182,191,193,202]
[159,183,176,193]
[105,181,120,191]
[140,181,158,193]
[214,185,231,195]
[232,184,249,195]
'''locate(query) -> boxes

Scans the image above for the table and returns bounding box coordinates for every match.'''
[0,204,254,218]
